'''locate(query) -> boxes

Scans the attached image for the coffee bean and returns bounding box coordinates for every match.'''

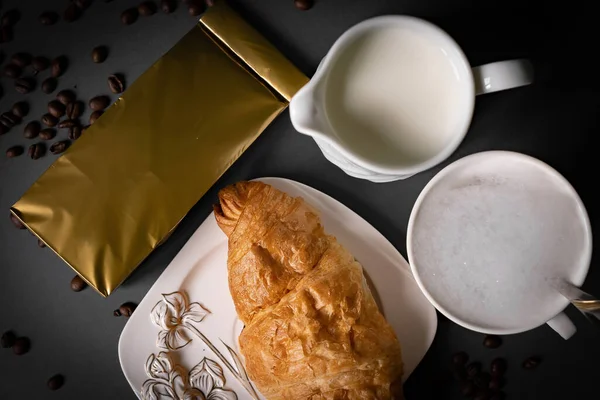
[160,0,177,13]
[0,112,21,128]
[70,275,87,292]
[489,377,504,391]
[69,125,82,140]
[41,114,58,127]
[38,239,46,248]
[15,77,35,94]
[0,26,13,43]
[48,100,66,118]
[28,143,46,160]
[32,56,50,73]
[66,101,84,119]
[12,337,30,355]
[188,0,205,16]
[89,110,103,124]
[460,381,476,397]
[24,121,41,138]
[56,89,76,105]
[1,9,21,27]
[117,302,137,317]
[11,52,32,67]
[41,77,58,94]
[51,56,68,77]
[294,0,314,11]
[113,309,122,316]
[489,391,506,400]
[10,213,26,229]
[12,101,29,118]
[1,331,16,348]
[39,11,59,25]
[89,95,110,110]
[483,335,502,349]
[92,45,108,63]
[47,374,65,391]
[139,1,157,16]
[522,356,541,370]
[108,74,125,94]
[3,64,22,78]
[206,0,216,6]
[121,8,139,25]
[58,119,79,129]
[50,140,70,155]
[473,372,491,388]
[63,3,81,22]
[39,128,56,140]
[452,351,469,366]
[490,358,507,376]
[74,0,92,9]
[466,362,481,378]
[6,145,24,158]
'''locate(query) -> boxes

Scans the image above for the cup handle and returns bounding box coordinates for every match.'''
[472,59,534,96]
[546,311,577,340]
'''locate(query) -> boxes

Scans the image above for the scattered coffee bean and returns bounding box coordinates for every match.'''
[121,8,139,25]
[39,128,56,140]
[51,56,68,77]
[69,125,82,140]
[139,1,157,16]
[58,119,78,129]
[47,374,65,391]
[50,140,70,155]
[188,0,205,16]
[10,213,26,229]
[466,362,482,378]
[56,89,76,105]
[294,0,314,11]
[92,45,108,63]
[490,358,507,376]
[489,377,504,391]
[39,11,59,25]
[483,335,502,349]
[66,101,84,119]
[24,121,41,138]
[41,77,58,94]
[206,0,215,6]
[70,275,87,292]
[0,26,13,43]
[1,331,16,348]
[38,239,46,248]
[108,74,125,94]
[63,3,81,22]
[113,309,122,316]
[160,0,177,13]
[3,63,22,78]
[15,77,35,94]
[522,356,541,370]
[74,0,92,9]
[12,337,30,355]
[490,392,506,400]
[11,101,29,118]
[116,302,137,317]
[89,110,103,124]
[473,371,491,388]
[28,143,46,160]
[1,111,21,128]
[11,52,32,67]
[41,113,58,127]
[89,95,110,110]
[452,351,469,366]
[32,56,50,73]
[1,9,21,27]
[6,145,24,158]
[460,381,476,397]
[48,100,66,118]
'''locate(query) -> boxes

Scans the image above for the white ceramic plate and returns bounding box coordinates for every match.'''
[119,178,437,399]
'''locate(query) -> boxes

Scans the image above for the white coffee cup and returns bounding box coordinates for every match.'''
[290,16,534,181]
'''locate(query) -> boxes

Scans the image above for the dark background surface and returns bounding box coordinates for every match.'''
[0,0,598,398]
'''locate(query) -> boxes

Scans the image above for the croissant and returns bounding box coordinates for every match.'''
[214,181,403,400]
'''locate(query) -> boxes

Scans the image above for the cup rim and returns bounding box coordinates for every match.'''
[406,151,593,335]
[313,15,475,176]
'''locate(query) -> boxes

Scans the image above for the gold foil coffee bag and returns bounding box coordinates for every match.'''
[11,1,308,296]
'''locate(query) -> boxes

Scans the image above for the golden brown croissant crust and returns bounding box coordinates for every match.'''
[215,181,403,400]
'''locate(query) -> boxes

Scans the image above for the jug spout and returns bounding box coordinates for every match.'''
[289,81,333,142]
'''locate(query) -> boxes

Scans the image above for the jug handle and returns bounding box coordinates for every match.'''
[472,59,534,95]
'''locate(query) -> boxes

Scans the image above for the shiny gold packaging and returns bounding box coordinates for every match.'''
[10,1,308,297]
